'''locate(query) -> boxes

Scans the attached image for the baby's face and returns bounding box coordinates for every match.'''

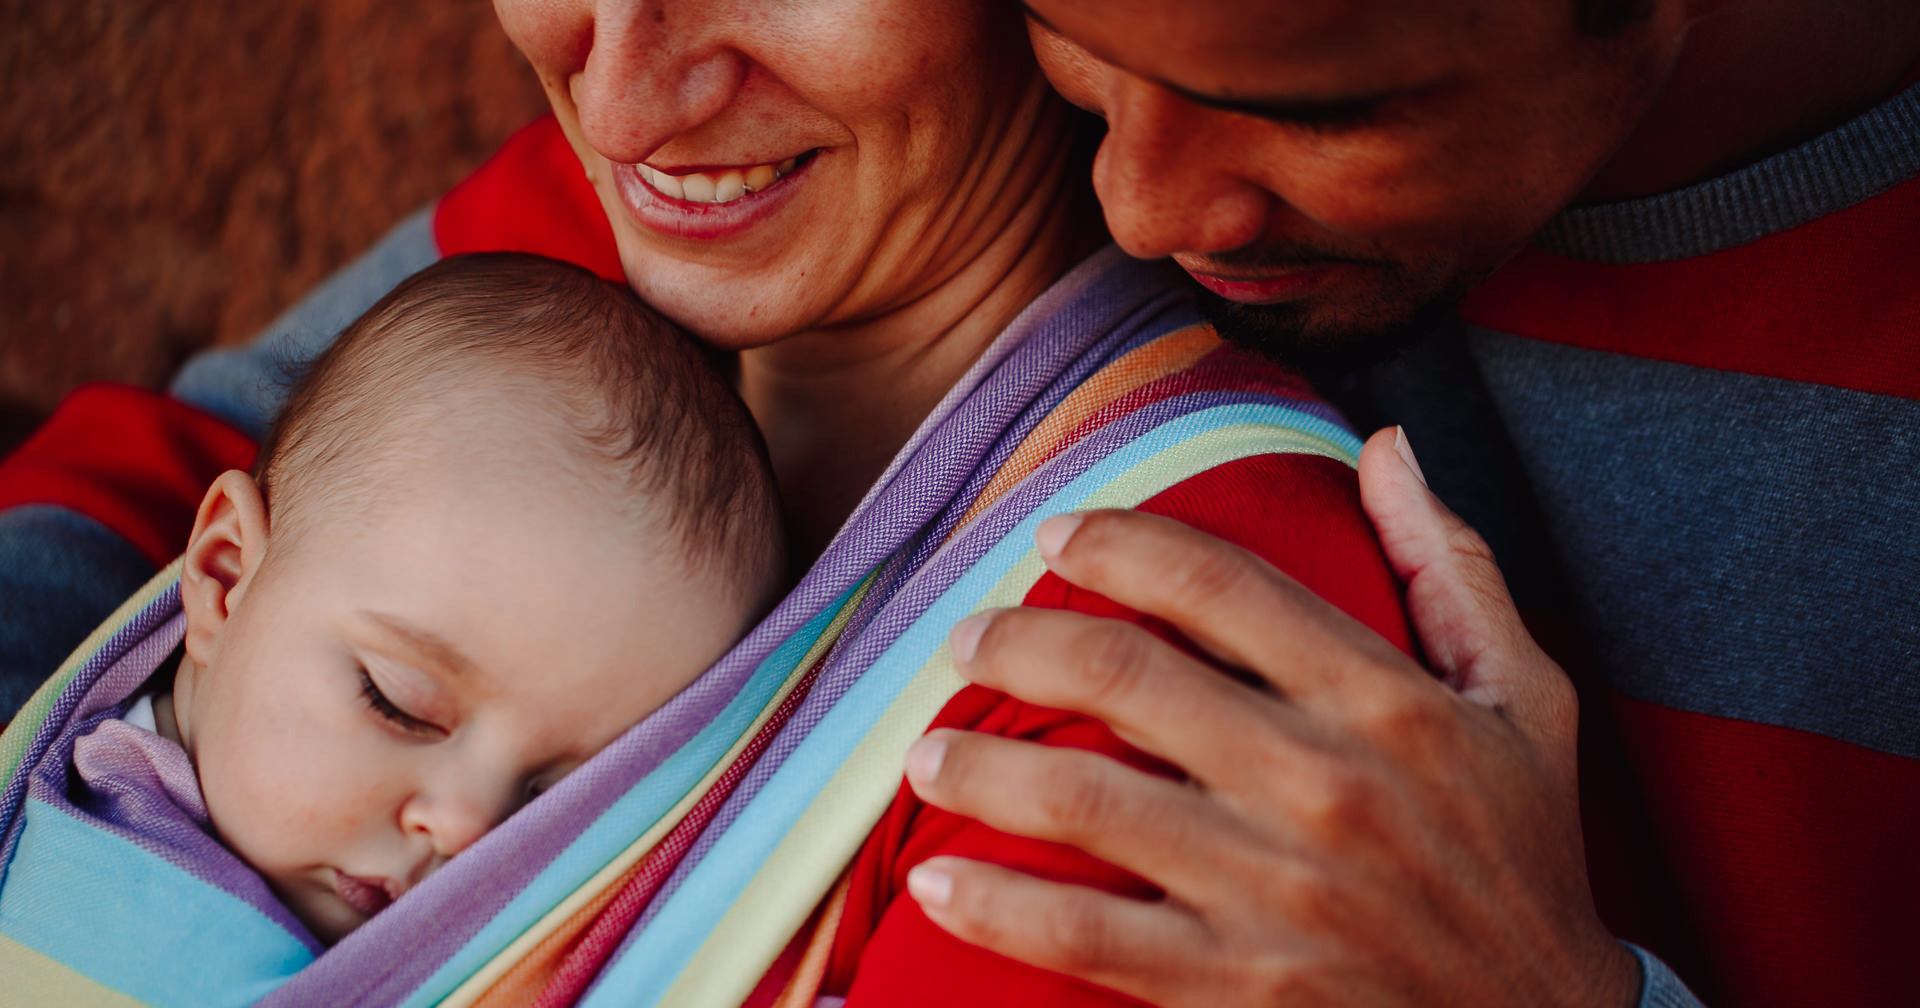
[173,410,750,944]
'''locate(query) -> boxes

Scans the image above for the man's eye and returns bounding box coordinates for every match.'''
[358,669,437,734]
[1251,99,1379,131]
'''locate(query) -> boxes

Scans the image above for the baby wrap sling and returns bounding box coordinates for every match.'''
[0,247,1362,1007]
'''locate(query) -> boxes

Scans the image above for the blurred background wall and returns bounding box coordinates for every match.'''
[0,0,549,453]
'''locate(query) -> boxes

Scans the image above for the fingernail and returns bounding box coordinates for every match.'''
[949,612,991,663]
[1392,426,1429,488]
[1035,512,1084,559]
[905,735,947,785]
[907,863,953,909]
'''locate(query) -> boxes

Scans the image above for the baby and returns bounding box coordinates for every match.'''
[89,252,784,945]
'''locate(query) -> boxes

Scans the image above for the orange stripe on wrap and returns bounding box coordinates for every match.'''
[952,325,1217,532]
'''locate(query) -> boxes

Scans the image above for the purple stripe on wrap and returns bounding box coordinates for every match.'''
[917,302,1193,572]
[3,589,321,948]
[1,582,181,875]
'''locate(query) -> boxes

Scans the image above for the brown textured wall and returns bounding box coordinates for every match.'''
[0,0,549,452]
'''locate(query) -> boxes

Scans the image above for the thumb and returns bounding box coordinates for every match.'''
[1356,428,1569,727]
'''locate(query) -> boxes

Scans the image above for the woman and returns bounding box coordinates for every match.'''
[0,1,1412,1004]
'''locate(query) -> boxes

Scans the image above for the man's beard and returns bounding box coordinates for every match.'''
[1191,259,1472,374]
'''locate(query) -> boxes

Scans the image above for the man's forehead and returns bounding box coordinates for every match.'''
[1024,0,1505,90]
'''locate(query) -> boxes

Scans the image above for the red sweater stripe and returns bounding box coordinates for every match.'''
[1460,174,1920,401]
[1608,692,1920,1008]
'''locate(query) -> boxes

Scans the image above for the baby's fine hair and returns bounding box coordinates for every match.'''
[255,251,783,600]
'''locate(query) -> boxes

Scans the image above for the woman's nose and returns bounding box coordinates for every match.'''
[1091,81,1275,261]
[571,0,749,164]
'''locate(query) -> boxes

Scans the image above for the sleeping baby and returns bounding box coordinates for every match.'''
[73,252,784,944]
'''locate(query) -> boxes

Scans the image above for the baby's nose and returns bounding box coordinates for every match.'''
[402,779,517,858]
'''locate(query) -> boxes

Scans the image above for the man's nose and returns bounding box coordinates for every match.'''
[572,0,748,164]
[1092,80,1275,261]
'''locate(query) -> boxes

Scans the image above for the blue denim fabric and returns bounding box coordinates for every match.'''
[1629,943,1709,1008]
[170,206,440,440]
[0,506,156,717]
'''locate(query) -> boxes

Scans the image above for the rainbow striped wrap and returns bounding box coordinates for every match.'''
[0,246,1361,1006]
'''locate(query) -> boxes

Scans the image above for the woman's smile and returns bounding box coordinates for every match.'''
[632,152,808,204]
[611,149,821,241]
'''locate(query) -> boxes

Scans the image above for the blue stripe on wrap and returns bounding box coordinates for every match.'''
[0,798,310,1007]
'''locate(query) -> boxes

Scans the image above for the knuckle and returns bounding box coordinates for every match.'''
[1230,950,1300,1004]
[1038,755,1120,836]
[1442,519,1497,567]
[1292,762,1381,842]
[1039,895,1114,972]
[1071,621,1153,703]
[1170,543,1258,609]
[1355,681,1453,760]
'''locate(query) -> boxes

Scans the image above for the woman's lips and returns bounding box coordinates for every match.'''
[334,870,394,917]
[611,150,818,241]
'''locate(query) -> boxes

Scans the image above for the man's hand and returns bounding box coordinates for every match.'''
[902,428,1640,1007]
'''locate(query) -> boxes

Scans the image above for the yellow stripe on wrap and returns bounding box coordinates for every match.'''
[656,420,1355,1007]
[0,935,149,1008]
[443,575,879,1007]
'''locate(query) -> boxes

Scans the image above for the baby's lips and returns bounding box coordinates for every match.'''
[333,869,395,916]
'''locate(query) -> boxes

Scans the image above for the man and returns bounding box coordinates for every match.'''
[900,1,1920,1005]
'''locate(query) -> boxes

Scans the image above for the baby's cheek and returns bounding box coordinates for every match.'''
[197,723,341,864]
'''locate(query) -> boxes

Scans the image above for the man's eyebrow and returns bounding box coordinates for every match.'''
[359,611,474,677]
[1020,3,1388,124]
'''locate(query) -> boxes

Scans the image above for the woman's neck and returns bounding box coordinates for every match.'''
[739,95,1104,561]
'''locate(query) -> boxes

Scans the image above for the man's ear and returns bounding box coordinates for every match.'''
[180,470,271,669]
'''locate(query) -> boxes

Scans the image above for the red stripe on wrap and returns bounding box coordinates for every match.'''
[0,383,257,566]
[433,115,626,283]
[1460,173,1920,400]
[1050,345,1322,469]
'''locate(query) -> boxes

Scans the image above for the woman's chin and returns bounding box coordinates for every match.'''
[618,272,820,351]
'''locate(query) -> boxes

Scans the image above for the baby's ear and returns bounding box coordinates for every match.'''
[180,470,271,668]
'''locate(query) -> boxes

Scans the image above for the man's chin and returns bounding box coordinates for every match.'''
[1193,283,1464,374]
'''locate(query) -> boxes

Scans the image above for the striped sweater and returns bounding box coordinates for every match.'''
[1328,70,1920,1008]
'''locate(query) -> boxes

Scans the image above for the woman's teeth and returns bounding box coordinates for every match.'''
[636,157,801,204]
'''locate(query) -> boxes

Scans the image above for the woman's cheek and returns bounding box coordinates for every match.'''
[491,0,586,77]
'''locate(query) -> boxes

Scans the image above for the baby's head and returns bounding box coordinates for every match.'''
[165,253,783,944]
